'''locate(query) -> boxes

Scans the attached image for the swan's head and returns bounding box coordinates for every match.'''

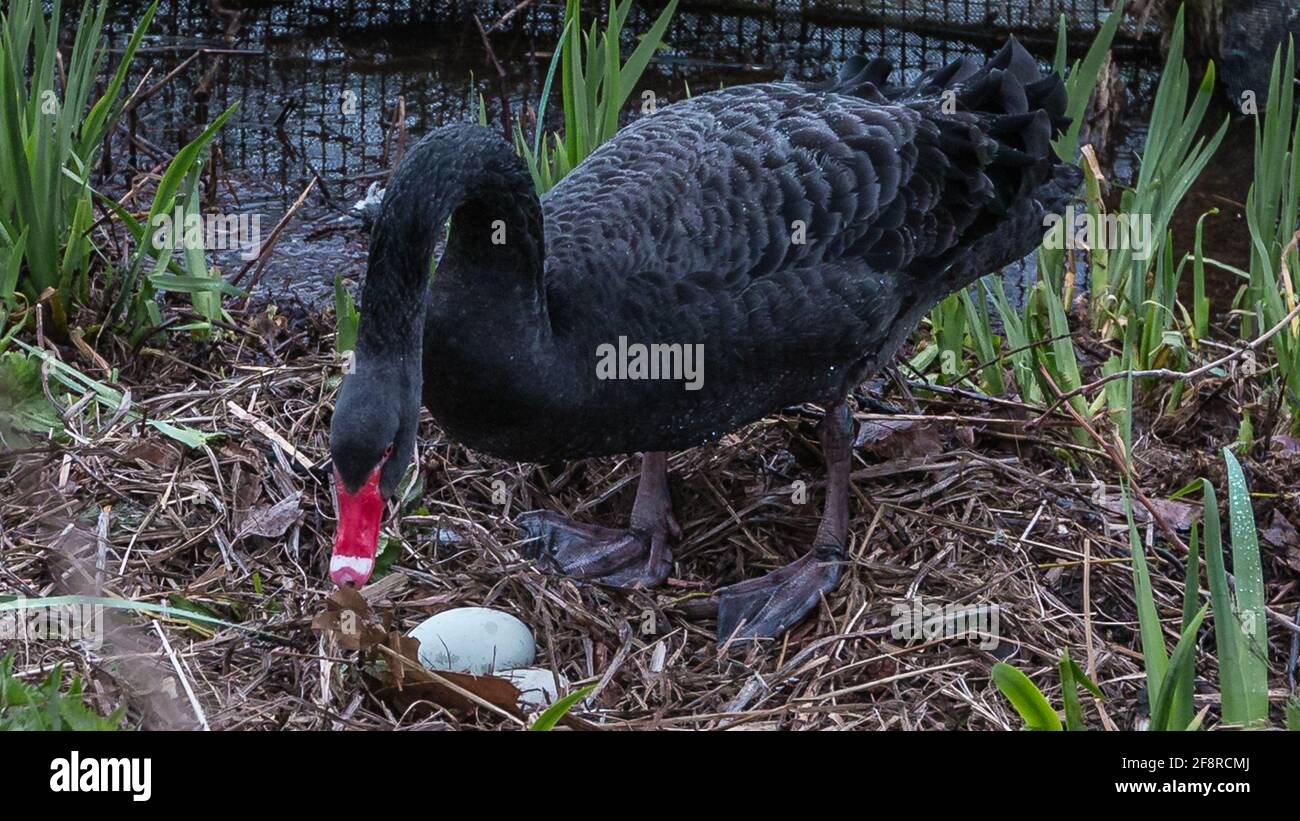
[327,351,421,587]
[324,122,532,589]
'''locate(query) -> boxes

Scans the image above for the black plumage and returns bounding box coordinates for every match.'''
[330,39,1081,638]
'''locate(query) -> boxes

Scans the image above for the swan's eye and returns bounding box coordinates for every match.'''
[383,444,394,460]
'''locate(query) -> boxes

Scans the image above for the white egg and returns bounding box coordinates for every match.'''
[503,667,569,711]
[409,607,536,675]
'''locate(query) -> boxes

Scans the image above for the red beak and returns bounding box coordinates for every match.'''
[331,464,385,587]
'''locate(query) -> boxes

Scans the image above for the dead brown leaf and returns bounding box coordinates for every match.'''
[1101,495,1198,531]
[1261,508,1300,572]
[855,418,943,459]
[311,586,386,651]
[237,491,301,539]
[124,441,179,469]
[366,667,523,716]
[312,589,524,718]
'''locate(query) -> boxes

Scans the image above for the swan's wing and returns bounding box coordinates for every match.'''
[541,40,1068,309]
[543,82,946,287]
[537,40,1077,422]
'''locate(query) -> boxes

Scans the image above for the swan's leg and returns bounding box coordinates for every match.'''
[518,452,678,588]
[717,402,852,642]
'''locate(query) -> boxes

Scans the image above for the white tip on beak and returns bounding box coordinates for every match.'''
[330,554,375,587]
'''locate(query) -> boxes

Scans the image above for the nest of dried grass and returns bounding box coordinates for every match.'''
[2,310,1297,730]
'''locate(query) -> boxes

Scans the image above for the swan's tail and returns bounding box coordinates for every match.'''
[823,38,1069,135]
[821,38,1078,213]
[818,38,1082,292]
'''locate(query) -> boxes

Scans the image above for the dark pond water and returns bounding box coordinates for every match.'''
[99,0,1195,305]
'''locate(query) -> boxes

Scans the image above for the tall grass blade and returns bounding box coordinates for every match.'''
[1222,448,1269,725]
[1170,522,1202,731]
[1058,649,1087,731]
[1124,489,1169,707]
[1151,603,1208,731]
[1202,479,1246,724]
[1055,0,1124,161]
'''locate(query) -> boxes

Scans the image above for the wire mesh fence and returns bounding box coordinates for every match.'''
[116,0,1147,38]
[102,1,1157,201]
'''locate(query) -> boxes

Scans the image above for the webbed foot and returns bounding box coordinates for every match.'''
[518,510,675,588]
[717,543,844,640]
[517,452,678,589]
[715,401,855,643]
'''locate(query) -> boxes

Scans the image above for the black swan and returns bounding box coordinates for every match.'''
[329,39,1081,641]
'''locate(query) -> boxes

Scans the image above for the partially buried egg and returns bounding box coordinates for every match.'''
[503,667,570,711]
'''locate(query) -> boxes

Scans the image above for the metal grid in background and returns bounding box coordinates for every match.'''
[102,0,1157,203]
[110,0,1139,31]
[165,0,1142,36]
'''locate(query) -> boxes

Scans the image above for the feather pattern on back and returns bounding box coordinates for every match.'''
[410,39,1080,461]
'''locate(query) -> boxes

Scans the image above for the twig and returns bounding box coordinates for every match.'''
[128,51,205,109]
[1033,289,1300,426]
[194,4,243,102]
[230,177,318,296]
[153,621,210,731]
[226,400,317,471]
[485,0,538,33]
[374,644,526,727]
[473,14,513,137]
[1039,367,1191,557]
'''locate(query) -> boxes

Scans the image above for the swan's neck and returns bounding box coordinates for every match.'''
[357,124,546,359]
